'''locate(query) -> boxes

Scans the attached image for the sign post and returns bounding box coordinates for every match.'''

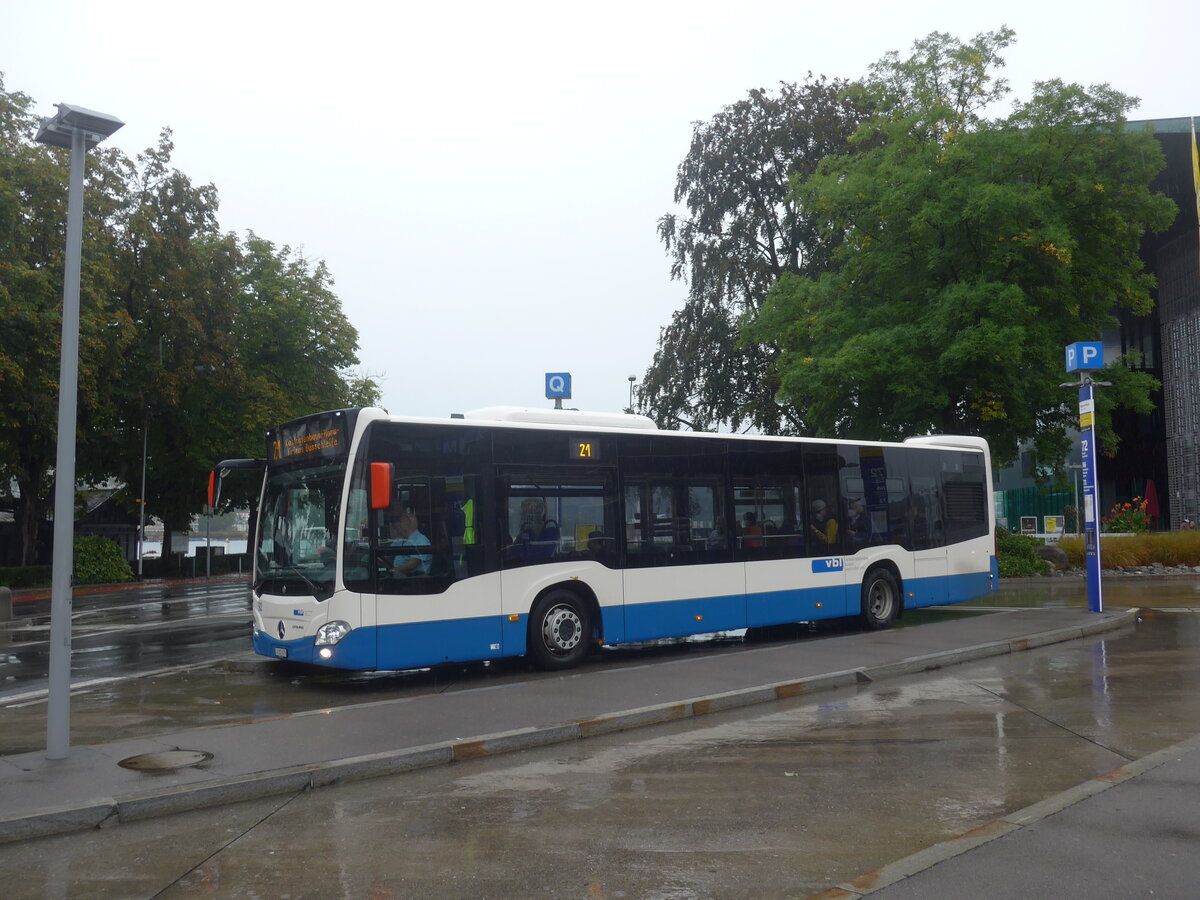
[1065,342,1105,613]
[545,372,572,409]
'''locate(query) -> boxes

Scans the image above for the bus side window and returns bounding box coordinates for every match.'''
[803,446,842,556]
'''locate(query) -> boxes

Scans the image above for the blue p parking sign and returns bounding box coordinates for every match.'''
[1065,342,1104,373]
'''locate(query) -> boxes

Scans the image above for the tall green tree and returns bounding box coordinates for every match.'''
[210,233,380,513]
[752,29,1176,467]
[236,232,377,427]
[0,76,379,567]
[0,76,133,565]
[643,76,870,432]
[99,130,245,561]
[105,140,380,560]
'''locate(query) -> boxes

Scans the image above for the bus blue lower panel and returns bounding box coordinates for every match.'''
[748,585,849,627]
[253,566,998,670]
[623,592,746,643]
[255,616,511,671]
[902,570,995,610]
[377,616,506,670]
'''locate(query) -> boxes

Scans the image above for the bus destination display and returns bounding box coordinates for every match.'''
[271,414,348,463]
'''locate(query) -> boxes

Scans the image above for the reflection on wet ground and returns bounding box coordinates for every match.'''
[2,576,1197,755]
[8,581,251,631]
[0,582,253,701]
[972,574,1200,609]
[3,605,1199,898]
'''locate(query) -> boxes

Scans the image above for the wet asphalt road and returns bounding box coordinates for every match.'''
[0,578,1199,897]
[0,580,252,701]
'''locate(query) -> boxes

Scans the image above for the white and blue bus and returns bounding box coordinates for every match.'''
[211,406,996,671]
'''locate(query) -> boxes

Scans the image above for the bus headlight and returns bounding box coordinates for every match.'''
[315,621,352,646]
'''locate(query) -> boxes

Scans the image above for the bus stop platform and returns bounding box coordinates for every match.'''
[0,606,1140,853]
[816,728,1200,898]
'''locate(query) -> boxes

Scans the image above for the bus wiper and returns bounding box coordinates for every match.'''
[279,565,334,601]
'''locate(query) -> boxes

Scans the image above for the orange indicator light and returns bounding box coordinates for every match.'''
[508,614,520,622]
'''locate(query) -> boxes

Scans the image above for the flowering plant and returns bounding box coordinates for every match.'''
[1101,497,1150,533]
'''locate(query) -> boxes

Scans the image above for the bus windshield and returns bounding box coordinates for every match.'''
[255,462,345,599]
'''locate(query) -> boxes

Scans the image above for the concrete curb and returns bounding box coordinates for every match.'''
[811,714,1200,898]
[0,607,1140,844]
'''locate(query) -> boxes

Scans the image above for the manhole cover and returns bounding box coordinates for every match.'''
[118,750,213,772]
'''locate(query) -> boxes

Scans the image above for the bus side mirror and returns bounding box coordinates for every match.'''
[206,458,265,509]
[370,462,392,510]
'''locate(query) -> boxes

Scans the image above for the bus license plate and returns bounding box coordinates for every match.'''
[274,647,288,659]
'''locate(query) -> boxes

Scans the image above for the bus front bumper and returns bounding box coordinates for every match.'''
[252,625,377,670]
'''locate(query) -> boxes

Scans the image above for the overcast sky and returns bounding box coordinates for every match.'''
[3,1,1196,423]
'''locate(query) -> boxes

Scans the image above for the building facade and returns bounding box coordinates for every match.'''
[1122,117,1200,528]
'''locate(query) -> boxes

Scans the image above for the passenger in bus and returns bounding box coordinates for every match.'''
[741,512,763,548]
[586,531,612,558]
[809,499,839,546]
[846,499,870,548]
[515,498,559,559]
[390,512,432,576]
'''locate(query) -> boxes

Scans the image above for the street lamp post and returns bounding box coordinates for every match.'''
[35,103,124,760]
[138,418,147,577]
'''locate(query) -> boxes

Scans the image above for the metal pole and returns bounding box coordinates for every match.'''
[46,126,86,759]
[138,419,147,577]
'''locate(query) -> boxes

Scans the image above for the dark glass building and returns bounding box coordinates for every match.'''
[1114,117,1200,528]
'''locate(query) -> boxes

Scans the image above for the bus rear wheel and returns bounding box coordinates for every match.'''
[529,590,592,670]
[860,567,900,630]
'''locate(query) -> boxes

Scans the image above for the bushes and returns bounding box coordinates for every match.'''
[73,535,134,585]
[1057,532,1200,568]
[0,565,52,589]
[2,538,136,588]
[996,528,1051,577]
[1,547,249,590]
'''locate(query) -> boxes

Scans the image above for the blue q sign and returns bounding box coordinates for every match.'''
[545,372,572,400]
[1065,342,1104,373]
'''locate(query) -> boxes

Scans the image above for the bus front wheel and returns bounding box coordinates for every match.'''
[529,590,592,670]
[860,567,900,630]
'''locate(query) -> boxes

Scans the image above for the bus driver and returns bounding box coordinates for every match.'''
[390,513,432,576]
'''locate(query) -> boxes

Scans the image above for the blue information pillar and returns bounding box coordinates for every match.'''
[1078,383,1104,612]
[1066,342,1104,613]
